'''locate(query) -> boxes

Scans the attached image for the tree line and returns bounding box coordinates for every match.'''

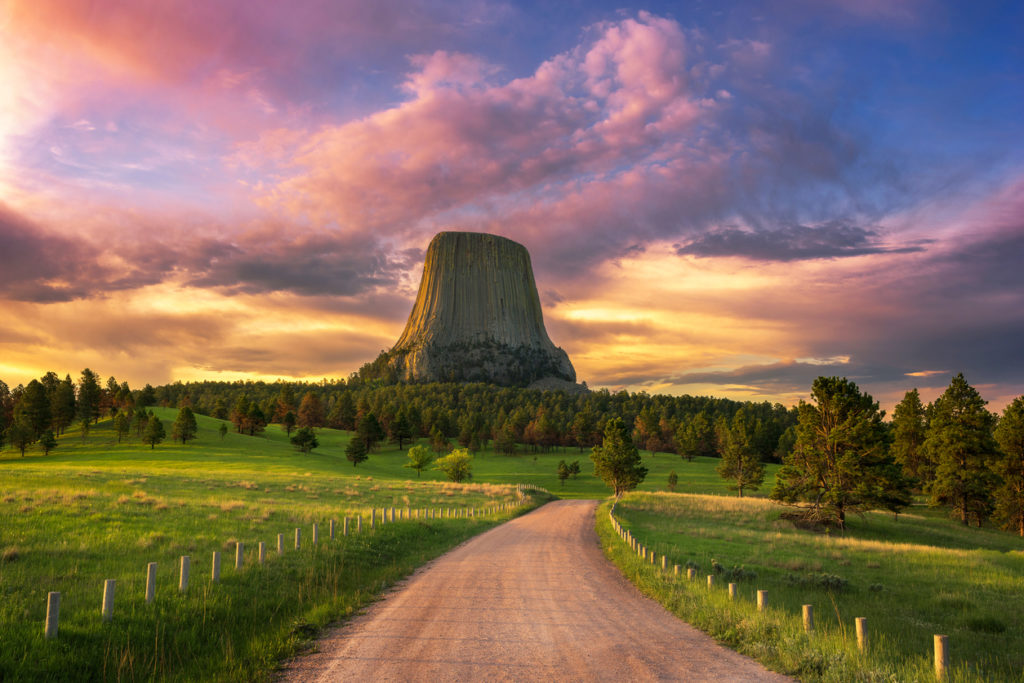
[2,369,1021,536]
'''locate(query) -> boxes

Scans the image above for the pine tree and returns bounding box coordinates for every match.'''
[892,389,931,487]
[557,460,570,487]
[924,374,999,526]
[282,411,297,436]
[114,412,131,443]
[77,368,101,425]
[390,411,414,450]
[290,427,319,453]
[771,377,909,529]
[715,407,765,497]
[39,429,57,456]
[993,396,1024,536]
[590,417,647,497]
[172,407,198,444]
[345,436,368,466]
[143,415,166,449]
[667,470,678,492]
[357,412,385,451]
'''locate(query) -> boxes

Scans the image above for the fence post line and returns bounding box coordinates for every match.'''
[44,592,60,639]
[277,533,284,555]
[855,617,867,651]
[235,542,244,570]
[803,604,814,633]
[102,579,115,622]
[757,590,767,611]
[258,542,266,565]
[211,552,221,583]
[146,562,157,603]
[934,635,948,680]
[179,556,190,592]
[295,527,301,550]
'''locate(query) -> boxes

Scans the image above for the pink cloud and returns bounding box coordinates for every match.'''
[263,12,706,240]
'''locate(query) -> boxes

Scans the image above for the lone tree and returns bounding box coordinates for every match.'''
[143,414,166,450]
[39,429,57,456]
[994,396,1024,536]
[435,448,473,483]
[218,422,228,440]
[172,407,198,445]
[591,417,648,498]
[667,470,678,492]
[771,376,909,529]
[403,444,434,478]
[557,460,570,487]
[345,436,369,466]
[924,373,999,526]
[290,426,319,453]
[715,407,765,497]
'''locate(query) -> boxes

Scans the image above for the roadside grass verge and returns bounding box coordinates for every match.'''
[598,493,1024,682]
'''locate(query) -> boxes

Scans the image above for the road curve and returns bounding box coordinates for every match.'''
[280,499,789,682]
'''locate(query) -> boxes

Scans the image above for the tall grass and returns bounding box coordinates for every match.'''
[600,492,1024,682]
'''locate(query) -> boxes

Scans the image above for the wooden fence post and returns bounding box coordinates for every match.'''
[235,542,244,570]
[674,564,680,577]
[934,635,948,680]
[329,519,335,540]
[211,552,220,583]
[728,582,737,600]
[687,568,696,581]
[357,515,362,533]
[277,533,284,555]
[146,562,157,603]
[294,528,301,550]
[707,575,715,589]
[371,508,376,529]
[343,517,349,536]
[258,542,265,565]
[102,579,115,622]
[179,556,190,592]
[856,617,867,651]
[803,604,814,633]
[757,590,767,611]
[44,592,60,639]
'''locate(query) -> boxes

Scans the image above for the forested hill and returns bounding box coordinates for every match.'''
[142,380,799,463]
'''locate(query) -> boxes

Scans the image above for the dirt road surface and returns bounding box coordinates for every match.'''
[280,499,789,682]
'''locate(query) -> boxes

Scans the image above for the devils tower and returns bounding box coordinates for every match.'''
[375,231,576,387]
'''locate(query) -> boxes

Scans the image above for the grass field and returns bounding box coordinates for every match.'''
[0,409,547,682]
[600,492,1024,682]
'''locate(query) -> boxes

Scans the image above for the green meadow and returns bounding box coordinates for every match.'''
[0,409,546,682]
[600,492,1024,682]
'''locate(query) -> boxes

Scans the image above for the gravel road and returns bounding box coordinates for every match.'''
[280,499,789,682]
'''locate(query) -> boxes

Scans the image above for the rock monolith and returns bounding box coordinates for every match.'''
[379,231,576,387]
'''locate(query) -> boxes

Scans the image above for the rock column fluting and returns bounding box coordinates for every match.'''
[384,231,576,386]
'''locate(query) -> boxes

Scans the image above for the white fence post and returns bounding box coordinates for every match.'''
[179,556,190,592]
[44,592,60,639]
[102,579,115,622]
[146,562,157,603]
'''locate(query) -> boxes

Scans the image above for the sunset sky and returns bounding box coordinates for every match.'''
[1,0,1021,410]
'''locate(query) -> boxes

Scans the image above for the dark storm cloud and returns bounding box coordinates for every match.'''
[675,222,930,261]
[0,203,163,302]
